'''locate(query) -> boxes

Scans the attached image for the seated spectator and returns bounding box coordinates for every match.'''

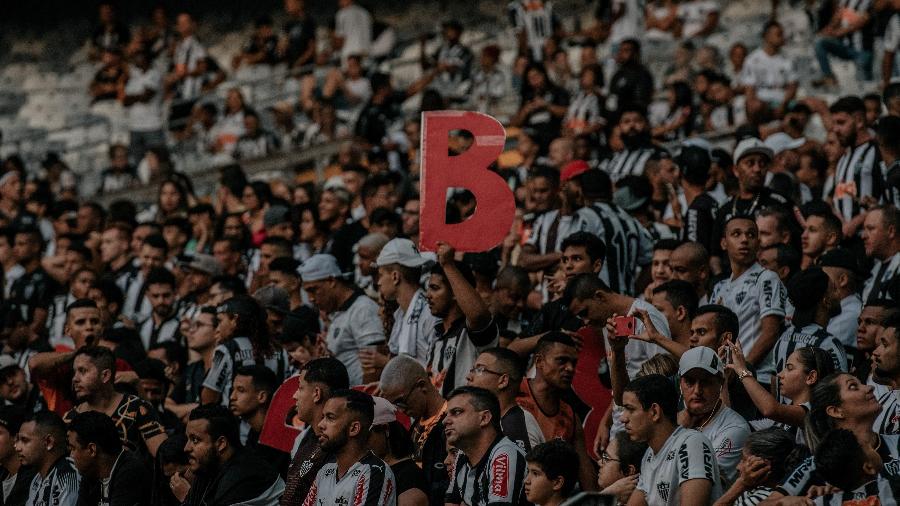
[368,397,429,506]
[598,431,647,504]
[232,16,279,70]
[564,65,605,138]
[235,110,281,160]
[209,88,247,155]
[677,0,719,39]
[67,410,150,506]
[16,411,79,506]
[740,21,798,124]
[420,20,473,105]
[0,406,34,504]
[524,440,580,506]
[469,45,507,114]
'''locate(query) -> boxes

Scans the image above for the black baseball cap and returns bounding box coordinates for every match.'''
[818,248,865,277]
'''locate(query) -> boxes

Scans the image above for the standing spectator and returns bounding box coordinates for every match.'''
[280,0,316,68]
[166,13,207,124]
[421,20,473,106]
[234,110,281,160]
[606,39,654,119]
[201,295,289,406]
[619,374,723,504]
[508,0,559,62]
[677,0,719,39]
[15,412,79,506]
[602,106,656,182]
[281,357,349,506]
[830,96,882,229]
[877,116,900,210]
[819,248,864,355]
[739,21,798,124]
[178,405,284,505]
[374,238,437,364]
[0,406,34,505]
[90,3,130,60]
[89,49,126,104]
[306,390,395,506]
[717,138,788,227]
[800,211,842,268]
[511,64,570,150]
[123,47,166,162]
[299,254,385,385]
[564,65,605,138]
[229,365,279,449]
[333,0,373,62]
[814,0,875,87]
[469,45,507,114]
[444,386,527,506]
[67,411,150,506]
[861,205,900,303]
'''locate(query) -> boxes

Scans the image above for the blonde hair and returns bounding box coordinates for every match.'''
[638,353,678,378]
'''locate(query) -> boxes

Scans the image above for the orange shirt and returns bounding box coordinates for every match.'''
[516,378,576,444]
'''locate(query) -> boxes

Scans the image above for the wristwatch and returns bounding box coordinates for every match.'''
[737,370,753,381]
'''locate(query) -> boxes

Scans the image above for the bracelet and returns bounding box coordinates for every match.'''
[737,370,753,381]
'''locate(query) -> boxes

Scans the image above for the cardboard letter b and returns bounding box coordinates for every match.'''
[420,111,515,252]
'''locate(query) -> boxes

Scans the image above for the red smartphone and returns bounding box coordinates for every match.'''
[613,315,636,337]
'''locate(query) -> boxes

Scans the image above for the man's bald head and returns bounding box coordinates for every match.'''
[669,242,710,291]
[379,355,428,393]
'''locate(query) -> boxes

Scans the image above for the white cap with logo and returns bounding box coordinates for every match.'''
[375,238,428,268]
[678,346,724,377]
[732,137,774,164]
[298,254,343,282]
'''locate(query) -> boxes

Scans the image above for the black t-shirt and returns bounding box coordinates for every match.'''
[0,464,35,506]
[8,267,59,321]
[184,450,281,506]
[327,220,368,272]
[183,360,207,404]
[683,192,719,254]
[412,413,450,506]
[77,449,150,506]
[283,17,316,65]
[391,458,428,496]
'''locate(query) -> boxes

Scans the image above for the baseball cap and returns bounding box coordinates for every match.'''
[179,253,222,276]
[253,285,290,315]
[0,406,25,435]
[375,238,427,268]
[298,254,342,282]
[0,355,19,375]
[372,396,398,426]
[264,205,292,228]
[763,133,806,156]
[678,346,724,377]
[561,160,590,182]
[279,306,320,342]
[818,248,865,277]
[732,137,774,164]
[613,185,648,212]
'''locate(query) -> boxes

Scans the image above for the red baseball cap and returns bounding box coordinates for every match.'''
[561,160,590,182]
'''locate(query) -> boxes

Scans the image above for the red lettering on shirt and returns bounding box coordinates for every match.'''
[382,477,394,505]
[491,453,510,498]
[302,482,317,506]
[353,474,367,506]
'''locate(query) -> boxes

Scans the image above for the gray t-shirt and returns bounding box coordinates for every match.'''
[327,292,386,385]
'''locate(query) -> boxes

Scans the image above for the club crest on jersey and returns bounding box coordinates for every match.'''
[666,450,676,461]
[735,291,746,305]
[298,460,313,477]
[491,453,510,497]
[657,482,670,502]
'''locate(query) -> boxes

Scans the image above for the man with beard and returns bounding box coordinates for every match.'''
[0,356,45,413]
[63,346,167,459]
[16,411,79,506]
[305,390,396,506]
[138,267,180,351]
[855,300,897,386]
[0,406,34,505]
[444,386,527,506]
[830,96,883,230]
[709,216,788,387]
[178,405,284,505]
[516,332,597,491]
[519,166,573,301]
[280,358,349,505]
[870,313,900,434]
[67,410,149,506]
[601,105,657,183]
[768,268,848,401]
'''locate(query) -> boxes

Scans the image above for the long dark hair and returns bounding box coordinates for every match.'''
[805,372,847,451]
[220,295,275,359]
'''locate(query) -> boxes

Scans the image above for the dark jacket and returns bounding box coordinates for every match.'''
[76,449,150,506]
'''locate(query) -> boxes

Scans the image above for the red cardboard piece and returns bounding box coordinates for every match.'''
[259,375,302,453]
[419,111,515,252]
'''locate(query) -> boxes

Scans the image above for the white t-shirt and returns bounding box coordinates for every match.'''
[886,14,900,81]
[739,48,798,104]
[388,289,438,364]
[700,406,750,486]
[124,65,164,132]
[611,299,672,381]
[677,0,719,39]
[637,426,723,505]
[326,292,387,385]
[610,0,644,44]
[709,263,789,360]
[335,4,373,60]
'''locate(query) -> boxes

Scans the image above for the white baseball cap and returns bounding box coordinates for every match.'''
[763,133,806,156]
[298,254,342,282]
[375,238,428,268]
[372,396,398,426]
[732,137,774,164]
[678,346,724,377]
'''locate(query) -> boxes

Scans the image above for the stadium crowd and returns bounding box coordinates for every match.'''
[1,0,900,505]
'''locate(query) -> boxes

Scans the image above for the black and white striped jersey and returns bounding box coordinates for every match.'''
[304,452,396,506]
[862,252,900,304]
[507,0,557,62]
[832,140,882,223]
[813,476,898,505]
[26,456,79,506]
[600,147,656,183]
[446,436,526,506]
[875,388,900,435]
[771,324,849,404]
[572,201,653,296]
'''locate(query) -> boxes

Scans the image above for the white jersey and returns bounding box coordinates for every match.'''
[677,0,719,39]
[326,292,387,386]
[709,263,789,360]
[304,452,396,506]
[886,14,900,80]
[508,0,556,62]
[26,457,79,506]
[826,294,862,350]
[739,48,798,104]
[636,426,723,505]
[608,299,671,380]
[875,388,900,435]
[768,324,849,389]
[699,406,750,486]
[446,436,527,506]
[862,252,900,304]
[388,289,439,364]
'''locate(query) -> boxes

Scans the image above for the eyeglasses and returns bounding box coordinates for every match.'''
[599,451,619,465]
[468,365,504,377]
[392,382,419,410]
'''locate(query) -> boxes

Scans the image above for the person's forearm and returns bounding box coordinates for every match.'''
[610,349,629,406]
[746,316,782,365]
[517,249,561,272]
[29,352,73,377]
[648,335,688,358]
[444,262,491,329]
[507,333,543,357]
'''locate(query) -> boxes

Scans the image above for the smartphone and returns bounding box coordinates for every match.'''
[613,315,636,337]
[724,346,732,365]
